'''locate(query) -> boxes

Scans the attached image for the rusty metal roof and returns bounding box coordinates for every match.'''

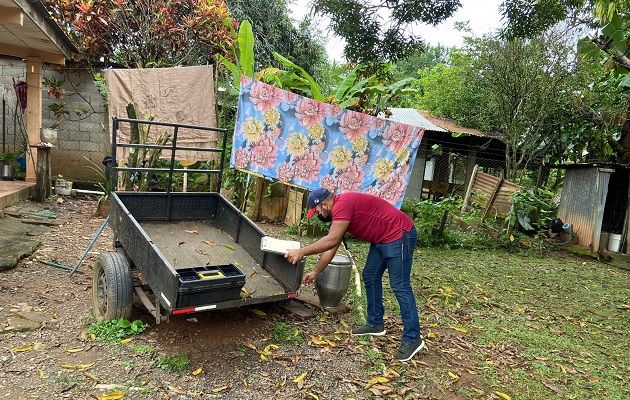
[416,110,505,140]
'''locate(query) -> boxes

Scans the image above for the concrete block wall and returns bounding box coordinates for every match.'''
[0,56,109,183]
[0,58,27,156]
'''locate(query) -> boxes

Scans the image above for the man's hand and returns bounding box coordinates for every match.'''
[285,248,303,264]
[303,271,317,285]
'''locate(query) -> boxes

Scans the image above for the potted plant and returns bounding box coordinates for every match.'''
[0,152,18,180]
[85,156,113,217]
[41,76,69,144]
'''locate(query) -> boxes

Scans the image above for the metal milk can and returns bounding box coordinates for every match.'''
[315,253,352,308]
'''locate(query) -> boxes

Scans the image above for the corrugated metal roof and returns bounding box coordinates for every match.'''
[386,108,448,132]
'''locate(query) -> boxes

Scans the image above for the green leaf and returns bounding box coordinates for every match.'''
[272,52,323,101]
[332,66,359,103]
[601,13,626,54]
[237,20,255,79]
[577,37,602,60]
[217,55,242,90]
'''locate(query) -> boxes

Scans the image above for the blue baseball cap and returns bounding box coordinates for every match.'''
[307,188,331,218]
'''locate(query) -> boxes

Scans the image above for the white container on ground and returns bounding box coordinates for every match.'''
[608,233,622,253]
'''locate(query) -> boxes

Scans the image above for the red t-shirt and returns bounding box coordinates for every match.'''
[332,193,414,244]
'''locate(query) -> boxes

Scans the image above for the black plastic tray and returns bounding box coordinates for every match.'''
[176,264,245,307]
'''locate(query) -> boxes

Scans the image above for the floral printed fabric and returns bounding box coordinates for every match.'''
[230,76,425,208]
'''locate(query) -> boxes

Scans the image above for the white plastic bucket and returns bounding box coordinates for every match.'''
[608,233,622,253]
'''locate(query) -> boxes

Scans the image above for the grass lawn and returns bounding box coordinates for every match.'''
[331,239,629,399]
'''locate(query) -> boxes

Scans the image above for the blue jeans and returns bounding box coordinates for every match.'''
[362,226,420,344]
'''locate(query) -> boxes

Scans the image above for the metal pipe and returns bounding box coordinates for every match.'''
[68,215,110,277]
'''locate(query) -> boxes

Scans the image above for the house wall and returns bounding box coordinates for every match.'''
[0,56,109,183]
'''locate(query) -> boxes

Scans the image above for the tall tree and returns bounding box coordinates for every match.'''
[500,0,630,163]
[412,32,580,179]
[311,0,461,67]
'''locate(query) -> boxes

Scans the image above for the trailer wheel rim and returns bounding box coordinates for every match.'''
[95,268,108,315]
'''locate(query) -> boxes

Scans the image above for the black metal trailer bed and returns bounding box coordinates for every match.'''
[92,118,305,323]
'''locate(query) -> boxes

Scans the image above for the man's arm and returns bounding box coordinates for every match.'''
[284,220,349,264]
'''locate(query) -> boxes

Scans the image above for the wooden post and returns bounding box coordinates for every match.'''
[25,57,42,183]
[33,144,52,201]
[460,164,478,215]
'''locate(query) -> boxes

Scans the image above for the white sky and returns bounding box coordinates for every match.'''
[290,0,504,62]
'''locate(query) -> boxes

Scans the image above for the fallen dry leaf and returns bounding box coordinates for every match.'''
[367,376,389,385]
[211,385,230,393]
[494,391,512,400]
[293,371,308,383]
[12,345,33,353]
[66,347,84,353]
[96,392,125,400]
[169,386,186,394]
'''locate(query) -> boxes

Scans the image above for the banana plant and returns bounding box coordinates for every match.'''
[217,20,255,95]
[332,65,418,114]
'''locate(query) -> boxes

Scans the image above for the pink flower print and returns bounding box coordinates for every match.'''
[354,154,369,167]
[335,163,364,192]
[329,105,343,118]
[276,162,294,182]
[377,174,407,203]
[293,149,322,182]
[364,185,379,197]
[372,117,386,132]
[249,136,279,169]
[233,148,249,169]
[284,90,299,104]
[249,82,284,112]
[268,127,282,140]
[339,111,371,141]
[382,123,414,153]
[295,97,327,127]
[314,141,326,153]
[320,174,336,191]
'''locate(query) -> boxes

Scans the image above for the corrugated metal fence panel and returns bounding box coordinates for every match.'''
[495,180,521,218]
[557,167,612,250]
[469,171,521,218]
[470,172,500,208]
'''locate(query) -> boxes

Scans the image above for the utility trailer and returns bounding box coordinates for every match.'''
[93,118,305,323]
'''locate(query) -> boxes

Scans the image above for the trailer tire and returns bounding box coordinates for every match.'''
[93,252,133,321]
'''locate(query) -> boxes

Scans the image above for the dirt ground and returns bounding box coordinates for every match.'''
[3,195,547,400]
[2,197,470,400]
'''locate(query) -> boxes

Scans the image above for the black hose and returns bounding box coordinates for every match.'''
[550,232,576,246]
